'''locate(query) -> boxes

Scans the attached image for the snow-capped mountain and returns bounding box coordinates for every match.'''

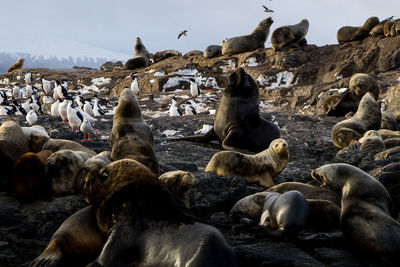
[0,35,131,74]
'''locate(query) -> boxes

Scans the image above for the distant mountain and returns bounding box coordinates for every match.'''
[0,35,131,74]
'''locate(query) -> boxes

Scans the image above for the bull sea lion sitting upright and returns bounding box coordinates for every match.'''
[123,37,152,70]
[271,19,309,51]
[337,16,379,43]
[222,17,273,56]
[178,67,280,153]
[110,88,159,175]
[8,58,25,72]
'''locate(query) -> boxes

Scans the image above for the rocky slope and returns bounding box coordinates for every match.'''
[1,36,400,266]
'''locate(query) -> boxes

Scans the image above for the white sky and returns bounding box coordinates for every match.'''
[0,0,399,56]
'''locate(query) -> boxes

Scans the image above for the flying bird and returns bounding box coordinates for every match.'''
[262,5,274,13]
[178,30,187,39]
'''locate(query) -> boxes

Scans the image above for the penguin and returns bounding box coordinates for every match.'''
[130,74,140,95]
[93,98,105,117]
[169,97,182,116]
[26,109,37,126]
[58,99,69,124]
[42,78,52,95]
[24,72,32,85]
[185,101,197,115]
[51,99,60,117]
[189,78,200,98]
[83,101,94,117]
[67,100,83,132]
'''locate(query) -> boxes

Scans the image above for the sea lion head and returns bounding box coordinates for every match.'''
[356,92,380,118]
[259,17,274,29]
[114,88,143,120]
[28,132,50,152]
[270,138,289,159]
[311,163,358,190]
[83,159,158,205]
[363,16,379,31]
[226,68,258,97]
[359,130,382,144]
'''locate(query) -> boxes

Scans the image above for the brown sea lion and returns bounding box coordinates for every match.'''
[158,170,195,208]
[8,58,25,72]
[229,192,268,220]
[153,49,182,63]
[306,199,341,230]
[204,45,222,58]
[358,130,385,153]
[370,17,393,36]
[222,17,273,55]
[271,19,309,51]
[123,37,151,70]
[337,16,379,43]
[331,92,381,148]
[205,138,288,188]
[178,67,280,153]
[110,88,159,175]
[349,73,379,100]
[384,20,396,37]
[312,163,400,260]
[83,159,237,266]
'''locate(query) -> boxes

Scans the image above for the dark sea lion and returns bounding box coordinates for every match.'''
[83,159,237,266]
[312,163,400,260]
[204,45,222,58]
[230,192,268,220]
[178,67,280,153]
[123,37,151,70]
[222,17,273,55]
[158,170,195,208]
[271,19,309,51]
[110,88,159,175]
[153,49,182,63]
[358,130,385,153]
[337,16,379,43]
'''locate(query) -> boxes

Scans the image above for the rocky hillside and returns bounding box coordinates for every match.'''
[0,36,400,266]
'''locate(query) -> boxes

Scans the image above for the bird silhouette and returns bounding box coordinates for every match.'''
[262,5,274,13]
[178,30,188,39]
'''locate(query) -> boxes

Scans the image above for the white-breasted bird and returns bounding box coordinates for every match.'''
[189,78,200,98]
[25,72,32,85]
[26,109,37,126]
[24,85,33,98]
[75,95,85,110]
[83,101,93,117]
[30,97,40,113]
[51,99,60,116]
[21,98,31,113]
[130,75,140,95]
[67,100,83,132]
[12,83,22,99]
[58,99,69,124]
[93,98,105,117]
[80,119,96,141]
[169,97,182,116]
[42,78,52,95]
[185,101,197,115]
[55,80,68,100]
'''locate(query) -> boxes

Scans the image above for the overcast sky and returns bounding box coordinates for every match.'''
[1,0,399,57]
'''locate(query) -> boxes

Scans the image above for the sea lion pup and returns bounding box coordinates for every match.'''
[230,192,268,220]
[83,159,237,266]
[178,67,280,153]
[311,163,400,260]
[222,17,273,56]
[28,132,96,155]
[331,92,381,148]
[259,191,309,238]
[123,37,151,70]
[11,150,52,202]
[7,58,25,72]
[45,149,93,196]
[0,120,29,190]
[349,73,379,100]
[204,45,222,58]
[271,19,309,51]
[267,181,340,206]
[337,16,379,43]
[159,170,195,208]
[206,138,288,188]
[358,130,385,153]
[153,49,182,63]
[111,88,159,175]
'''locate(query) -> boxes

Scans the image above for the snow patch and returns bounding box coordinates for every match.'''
[92,77,111,87]
[258,71,296,89]
[162,129,180,136]
[219,59,236,73]
[194,124,213,134]
[171,69,198,76]
[244,57,258,67]
[154,71,165,77]
[329,88,348,94]
[162,77,187,91]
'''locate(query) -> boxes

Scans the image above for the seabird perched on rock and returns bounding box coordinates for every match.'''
[189,78,200,98]
[26,109,37,126]
[24,72,32,85]
[24,85,33,98]
[130,75,140,95]
[51,99,60,116]
[0,91,9,105]
[12,100,27,115]
[30,97,41,114]
[178,30,187,39]
[67,100,83,132]
[185,101,197,115]
[83,101,93,117]
[12,83,22,99]
[80,119,96,141]
[58,99,69,124]
[169,97,182,116]
[75,94,85,110]
[55,80,68,100]
[21,98,31,113]
[42,78,52,95]
[93,98,105,117]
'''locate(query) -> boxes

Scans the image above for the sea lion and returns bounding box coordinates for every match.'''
[178,67,280,153]
[370,17,392,37]
[271,19,309,51]
[153,49,182,63]
[381,109,400,130]
[45,149,93,196]
[83,159,238,266]
[22,125,49,139]
[267,181,340,206]
[205,138,288,188]
[123,37,151,70]
[306,199,341,230]
[384,138,400,148]
[390,20,400,37]
[337,16,379,43]
[311,163,400,260]
[29,205,105,267]
[348,73,379,100]
[110,88,159,175]
[11,150,52,202]
[384,20,396,37]
[184,50,203,57]
[0,120,29,190]
[28,132,96,155]
[222,17,273,56]
[159,170,195,208]
[331,92,381,148]
[322,90,359,117]
[230,192,268,220]
[377,129,400,140]
[259,191,309,237]
[7,58,25,72]
[358,130,385,153]
[204,45,222,58]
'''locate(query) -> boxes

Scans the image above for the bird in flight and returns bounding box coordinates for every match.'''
[262,5,274,13]
[178,30,188,39]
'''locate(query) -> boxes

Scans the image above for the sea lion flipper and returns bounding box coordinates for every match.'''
[29,241,62,267]
[221,129,247,152]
